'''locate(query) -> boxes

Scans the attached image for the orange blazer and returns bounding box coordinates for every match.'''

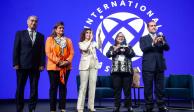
[45,36,74,71]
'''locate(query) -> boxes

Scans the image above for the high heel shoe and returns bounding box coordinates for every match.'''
[88,108,96,112]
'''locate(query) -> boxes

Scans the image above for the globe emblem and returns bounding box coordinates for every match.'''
[95,12,148,61]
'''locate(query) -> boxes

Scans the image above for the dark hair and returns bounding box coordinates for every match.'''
[80,28,92,42]
[114,32,127,45]
[50,21,64,37]
[147,20,156,28]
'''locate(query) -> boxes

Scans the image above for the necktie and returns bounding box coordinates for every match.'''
[30,31,33,40]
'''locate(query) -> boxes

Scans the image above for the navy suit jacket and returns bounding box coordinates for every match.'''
[140,34,170,72]
[13,30,45,69]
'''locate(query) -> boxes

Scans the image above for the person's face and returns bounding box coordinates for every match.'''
[147,21,157,34]
[116,33,125,44]
[27,16,38,30]
[55,25,64,37]
[85,30,92,40]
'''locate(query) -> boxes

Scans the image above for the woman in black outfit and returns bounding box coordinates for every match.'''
[106,32,135,112]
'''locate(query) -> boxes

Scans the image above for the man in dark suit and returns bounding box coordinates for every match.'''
[13,15,45,112]
[140,20,169,112]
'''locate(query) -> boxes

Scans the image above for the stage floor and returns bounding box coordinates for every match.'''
[0,100,193,112]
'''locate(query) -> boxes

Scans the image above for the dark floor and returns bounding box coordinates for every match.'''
[0,100,193,112]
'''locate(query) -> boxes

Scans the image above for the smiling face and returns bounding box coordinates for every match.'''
[85,30,92,40]
[27,16,38,31]
[116,32,125,45]
[55,25,64,37]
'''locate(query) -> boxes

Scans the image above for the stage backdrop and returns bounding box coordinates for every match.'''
[1,0,194,99]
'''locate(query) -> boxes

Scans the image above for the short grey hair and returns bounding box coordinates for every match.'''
[27,15,38,23]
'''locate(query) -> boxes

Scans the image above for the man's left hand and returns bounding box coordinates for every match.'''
[39,66,44,71]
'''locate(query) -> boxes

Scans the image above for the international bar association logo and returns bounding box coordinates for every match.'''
[83,0,162,72]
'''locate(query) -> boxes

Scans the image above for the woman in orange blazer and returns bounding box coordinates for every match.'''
[45,22,74,112]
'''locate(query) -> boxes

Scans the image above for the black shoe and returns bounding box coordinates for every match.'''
[113,107,120,112]
[159,107,168,112]
[128,107,133,112]
[143,108,153,112]
[124,102,130,108]
[17,110,23,112]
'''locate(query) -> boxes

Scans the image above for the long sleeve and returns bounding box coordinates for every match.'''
[140,36,154,53]
[79,41,91,51]
[45,37,60,64]
[162,43,170,51]
[161,37,170,51]
[124,46,136,58]
[13,31,21,66]
[156,42,170,51]
[106,46,115,58]
[97,36,102,49]
[140,35,170,53]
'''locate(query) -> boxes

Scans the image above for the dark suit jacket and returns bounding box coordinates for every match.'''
[13,30,45,69]
[140,34,169,72]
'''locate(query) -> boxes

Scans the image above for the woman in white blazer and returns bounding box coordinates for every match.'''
[77,28,102,112]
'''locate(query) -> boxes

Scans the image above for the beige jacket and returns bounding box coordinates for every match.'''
[79,41,101,70]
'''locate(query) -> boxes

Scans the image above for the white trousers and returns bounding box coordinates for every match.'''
[77,68,97,110]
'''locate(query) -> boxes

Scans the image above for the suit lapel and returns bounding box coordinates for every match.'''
[24,30,33,46]
[24,30,31,41]
[147,34,153,43]
[34,32,39,45]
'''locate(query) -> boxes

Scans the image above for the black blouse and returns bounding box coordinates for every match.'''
[106,45,135,74]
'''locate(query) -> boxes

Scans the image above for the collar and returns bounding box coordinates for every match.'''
[149,33,156,38]
[27,28,36,33]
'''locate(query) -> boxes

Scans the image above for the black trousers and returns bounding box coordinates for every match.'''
[48,70,70,111]
[15,69,40,112]
[142,71,165,110]
[111,72,133,108]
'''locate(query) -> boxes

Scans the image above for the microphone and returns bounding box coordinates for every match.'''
[158,32,164,37]
[157,32,164,46]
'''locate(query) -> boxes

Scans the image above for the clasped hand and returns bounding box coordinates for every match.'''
[154,37,164,44]
[58,60,69,68]
[113,45,127,53]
